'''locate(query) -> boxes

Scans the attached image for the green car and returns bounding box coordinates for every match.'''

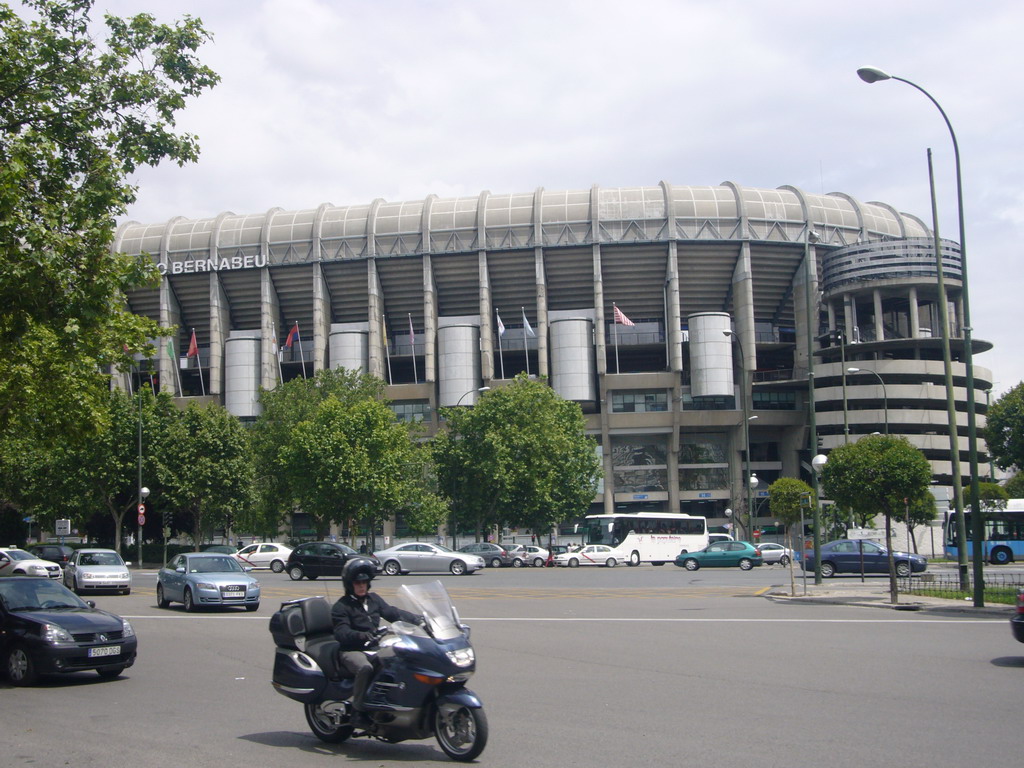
[674,541,763,571]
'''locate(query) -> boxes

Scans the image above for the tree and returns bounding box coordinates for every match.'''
[278,395,426,541]
[433,375,601,546]
[250,368,387,538]
[153,403,253,548]
[767,477,813,595]
[1003,472,1024,499]
[819,435,932,603]
[985,382,1024,474]
[0,0,218,447]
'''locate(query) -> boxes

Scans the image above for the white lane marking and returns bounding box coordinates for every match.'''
[120,615,1004,624]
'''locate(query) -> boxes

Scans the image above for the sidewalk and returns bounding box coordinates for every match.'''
[764,579,1013,618]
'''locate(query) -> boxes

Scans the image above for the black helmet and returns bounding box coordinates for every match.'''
[342,557,377,595]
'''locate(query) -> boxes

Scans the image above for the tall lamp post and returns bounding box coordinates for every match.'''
[848,367,888,434]
[724,329,755,540]
[811,453,827,584]
[748,473,760,538]
[857,66,983,605]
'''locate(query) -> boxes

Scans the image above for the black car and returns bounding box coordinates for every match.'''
[0,577,138,686]
[285,541,379,581]
[27,543,74,567]
[1012,588,1024,644]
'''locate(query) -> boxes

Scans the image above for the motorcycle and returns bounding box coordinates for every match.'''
[269,580,487,761]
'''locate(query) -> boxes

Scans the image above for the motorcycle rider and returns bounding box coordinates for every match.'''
[331,557,423,723]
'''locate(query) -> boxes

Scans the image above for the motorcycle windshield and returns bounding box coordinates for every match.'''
[395,581,462,641]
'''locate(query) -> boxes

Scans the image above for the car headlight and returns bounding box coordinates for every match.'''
[28,565,45,575]
[122,619,135,637]
[83,572,95,580]
[195,582,216,590]
[249,581,260,589]
[446,647,475,668]
[41,622,75,645]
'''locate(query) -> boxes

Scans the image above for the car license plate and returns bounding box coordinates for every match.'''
[88,645,120,658]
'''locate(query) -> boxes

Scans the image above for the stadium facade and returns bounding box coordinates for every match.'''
[115,182,993,532]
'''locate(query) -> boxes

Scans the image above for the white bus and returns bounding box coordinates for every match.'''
[578,512,709,566]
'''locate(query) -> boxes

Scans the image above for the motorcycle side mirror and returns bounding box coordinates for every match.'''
[459,623,471,640]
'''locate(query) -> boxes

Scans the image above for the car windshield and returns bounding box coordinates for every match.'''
[4,550,35,561]
[80,552,124,566]
[0,579,86,611]
[431,544,455,553]
[188,556,242,573]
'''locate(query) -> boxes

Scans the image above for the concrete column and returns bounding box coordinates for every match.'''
[260,270,280,391]
[732,241,756,372]
[873,289,884,343]
[423,254,437,383]
[478,250,493,381]
[843,294,855,343]
[159,276,181,396]
[793,254,811,377]
[367,260,385,380]
[666,241,683,373]
[909,287,920,339]
[209,272,230,395]
[535,247,549,377]
[312,263,329,372]
[593,243,607,375]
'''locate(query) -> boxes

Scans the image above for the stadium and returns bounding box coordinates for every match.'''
[114,181,994,530]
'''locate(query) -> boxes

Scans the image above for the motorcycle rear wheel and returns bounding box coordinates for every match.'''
[434,704,488,762]
[304,702,353,743]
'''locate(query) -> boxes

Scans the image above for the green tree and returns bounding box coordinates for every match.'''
[1003,472,1024,499]
[820,435,932,603]
[985,382,1024,474]
[434,375,601,546]
[0,0,218,447]
[153,403,253,549]
[250,368,387,538]
[278,396,425,541]
[767,477,813,595]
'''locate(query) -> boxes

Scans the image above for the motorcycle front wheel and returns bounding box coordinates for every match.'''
[434,704,488,762]
[304,702,353,743]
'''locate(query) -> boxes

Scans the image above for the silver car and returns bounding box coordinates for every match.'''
[756,542,795,566]
[63,548,132,595]
[157,552,260,612]
[374,542,485,576]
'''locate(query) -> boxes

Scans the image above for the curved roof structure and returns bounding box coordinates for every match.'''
[114,182,931,264]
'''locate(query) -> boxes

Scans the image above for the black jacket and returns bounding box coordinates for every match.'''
[331,591,419,651]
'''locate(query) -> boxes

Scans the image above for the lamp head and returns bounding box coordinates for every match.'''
[722,329,734,338]
[749,473,759,489]
[857,66,892,84]
[847,367,860,373]
[140,486,150,500]
[811,454,828,474]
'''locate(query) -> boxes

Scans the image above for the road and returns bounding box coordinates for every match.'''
[2,564,1020,767]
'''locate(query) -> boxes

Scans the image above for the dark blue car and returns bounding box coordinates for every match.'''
[801,539,927,578]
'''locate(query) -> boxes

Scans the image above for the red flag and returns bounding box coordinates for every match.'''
[285,322,299,349]
[613,305,635,327]
[187,329,199,358]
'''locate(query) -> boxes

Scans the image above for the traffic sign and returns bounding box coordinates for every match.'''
[138,513,146,526]
[138,503,146,514]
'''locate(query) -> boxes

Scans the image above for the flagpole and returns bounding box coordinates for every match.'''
[383,316,393,385]
[496,309,505,380]
[522,307,530,377]
[295,323,307,379]
[409,313,418,384]
[192,328,206,396]
[613,304,621,374]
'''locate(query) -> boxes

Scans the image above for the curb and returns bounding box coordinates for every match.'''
[764,590,1013,618]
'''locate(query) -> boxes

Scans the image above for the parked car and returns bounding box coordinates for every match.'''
[502,544,528,567]
[708,533,736,544]
[554,544,620,568]
[674,541,763,571]
[458,542,512,568]
[525,545,549,567]
[800,539,927,578]
[545,544,570,566]
[756,542,795,566]
[234,542,293,573]
[1012,588,1024,643]
[0,576,137,686]
[63,548,131,595]
[0,547,62,580]
[157,552,260,612]
[285,541,368,581]
[374,542,485,576]
[26,543,74,567]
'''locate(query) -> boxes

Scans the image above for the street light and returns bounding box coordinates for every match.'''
[857,66,983,604]
[847,367,888,435]
[724,329,754,540]
[811,453,828,584]
[455,386,490,407]
[749,473,760,536]
[137,486,149,571]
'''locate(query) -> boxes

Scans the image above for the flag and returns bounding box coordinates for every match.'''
[408,313,415,345]
[166,339,175,358]
[522,308,536,337]
[187,329,199,358]
[271,322,279,355]
[496,310,506,337]
[613,305,635,327]
[285,322,299,349]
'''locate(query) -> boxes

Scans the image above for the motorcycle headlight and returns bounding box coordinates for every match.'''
[41,622,75,645]
[122,619,135,637]
[446,647,475,668]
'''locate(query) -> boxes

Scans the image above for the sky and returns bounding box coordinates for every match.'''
[95,0,1023,396]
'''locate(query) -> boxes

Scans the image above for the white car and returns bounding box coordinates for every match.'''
[234,542,293,573]
[756,542,795,566]
[0,547,62,579]
[554,545,620,568]
[525,545,549,567]
[502,544,529,568]
[63,548,132,594]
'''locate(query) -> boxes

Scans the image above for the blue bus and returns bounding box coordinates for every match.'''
[944,499,1024,565]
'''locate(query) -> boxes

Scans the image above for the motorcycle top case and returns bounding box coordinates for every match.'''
[268,599,309,649]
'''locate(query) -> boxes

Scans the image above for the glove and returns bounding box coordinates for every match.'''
[361,631,378,648]
[413,615,427,626]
